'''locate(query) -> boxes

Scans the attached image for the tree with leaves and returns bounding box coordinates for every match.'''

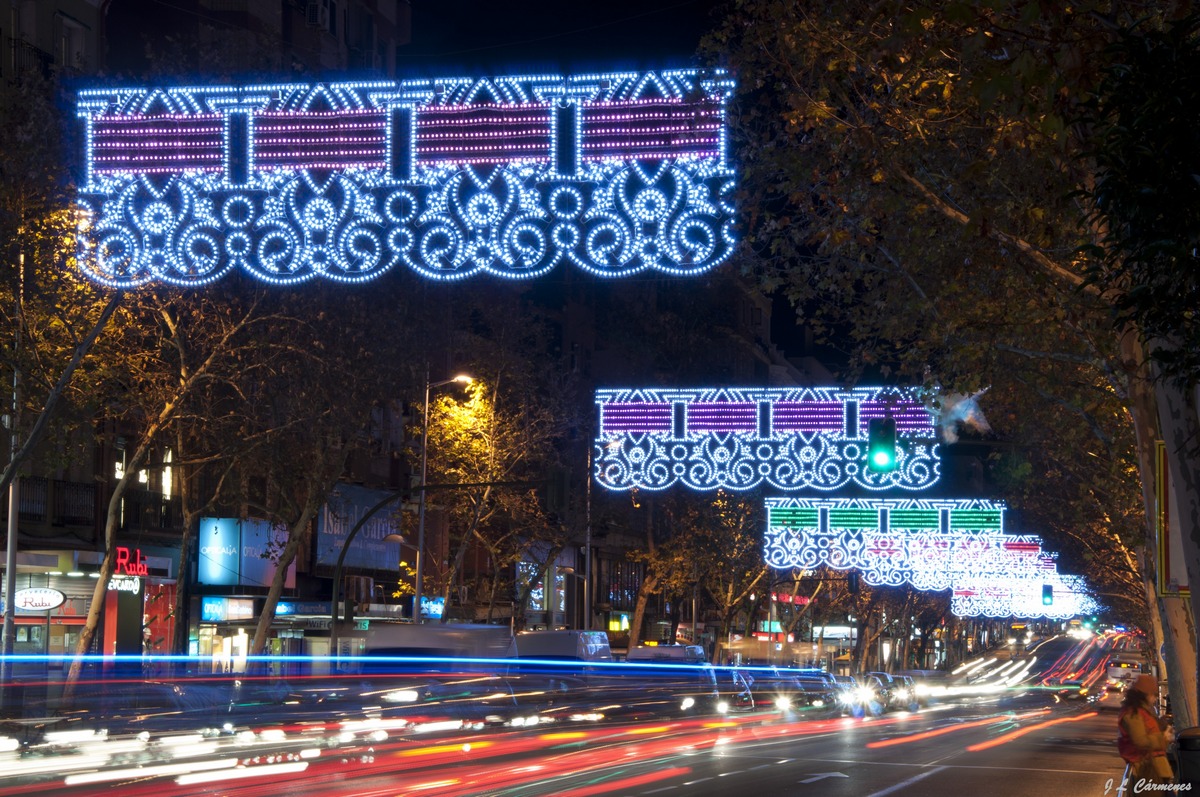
[703,0,1197,725]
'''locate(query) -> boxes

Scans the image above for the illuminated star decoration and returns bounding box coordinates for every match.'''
[764,497,1100,619]
[74,70,735,287]
[594,387,939,492]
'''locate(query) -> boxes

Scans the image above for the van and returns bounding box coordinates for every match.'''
[364,623,517,662]
[625,644,706,663]
[621,645,719,715]
[515,630,614,662]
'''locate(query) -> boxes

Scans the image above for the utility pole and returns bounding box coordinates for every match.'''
[2,253,23,682]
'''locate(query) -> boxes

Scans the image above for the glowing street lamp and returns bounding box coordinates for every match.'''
[414,373,472,622]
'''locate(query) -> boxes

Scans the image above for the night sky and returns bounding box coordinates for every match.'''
[400,0,726,76]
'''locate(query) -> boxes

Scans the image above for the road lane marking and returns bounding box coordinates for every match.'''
[779,757,1110,775]
[864,766,947,797]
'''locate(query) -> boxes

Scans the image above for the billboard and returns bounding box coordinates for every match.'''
[315,483,405,571]
[75,70,735,286]
[197,517,296,588]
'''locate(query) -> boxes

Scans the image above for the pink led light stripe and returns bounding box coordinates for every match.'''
[92,114,224,173]
[687,402,756,432]
[415,105,551,165]
[858,401,934,432]
[773,402,844,431]
[580,100,723,161]
[601,402,672,433]
[255,110,387,169]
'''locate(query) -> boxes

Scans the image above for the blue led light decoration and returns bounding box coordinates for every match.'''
[594,387,939,492]
[764,497,1100,620]
[74,70,736,287]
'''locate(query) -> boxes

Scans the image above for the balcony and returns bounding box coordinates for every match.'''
[9,38,53,81]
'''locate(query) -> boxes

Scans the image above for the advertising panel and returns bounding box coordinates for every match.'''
[315,484,404,571]
[240,518,296,589]
[198,517,240,585]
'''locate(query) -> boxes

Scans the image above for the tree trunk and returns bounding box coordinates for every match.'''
[1154,359,1200,728]
[64,442,147,702]
[628,575,659,650]
[249,505,316,663]
[1120,329,1198,729]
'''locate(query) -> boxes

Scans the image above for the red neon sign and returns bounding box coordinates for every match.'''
[115,546,149,577]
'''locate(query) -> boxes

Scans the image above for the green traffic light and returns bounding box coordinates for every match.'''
[867,418,898,472]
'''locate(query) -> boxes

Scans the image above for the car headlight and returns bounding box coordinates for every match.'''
[775,696,792,710]
[717,700,730,714]
[856,688,875,703]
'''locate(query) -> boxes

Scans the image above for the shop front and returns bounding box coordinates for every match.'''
[1,546,176,670]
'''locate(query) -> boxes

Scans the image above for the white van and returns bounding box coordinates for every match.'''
[364,623,517,661]
[515,630,614,662]
[625,644,707,663]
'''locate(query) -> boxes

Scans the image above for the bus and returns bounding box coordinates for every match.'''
[1106,651,1148,690]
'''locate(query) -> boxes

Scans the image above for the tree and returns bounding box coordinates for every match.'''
[421,293,578,624]
[1079,11,1200,678]
[703,0,1197,725]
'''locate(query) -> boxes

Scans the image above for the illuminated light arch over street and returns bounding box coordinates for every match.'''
[74,70,735,287]
[764,497,1100,619]
[593,387,939,492]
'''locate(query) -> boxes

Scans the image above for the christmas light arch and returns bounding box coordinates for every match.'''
[75,70,735,287]
[765,497,1099,619]
[593,387,939,492]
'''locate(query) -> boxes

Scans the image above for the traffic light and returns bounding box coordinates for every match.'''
[866,418,898,472]
[1042,584,1054,605]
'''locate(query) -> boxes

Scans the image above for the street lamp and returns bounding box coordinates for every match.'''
[414,373,472,623]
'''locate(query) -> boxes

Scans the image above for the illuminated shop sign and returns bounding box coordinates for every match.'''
[75,70,735,286]
[114,546,149,576]
[594,387,939,492]
[13,588,66,612]
[200,596,255,623]
[108,576,142,594]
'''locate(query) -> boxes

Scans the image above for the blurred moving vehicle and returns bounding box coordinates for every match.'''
[363,623,518,663]
[852,673,890,716]
[743,667,834,715]
[515,630,614,662]
[716,668,756,713]
[621,645,721,716]
[891,674,921,711]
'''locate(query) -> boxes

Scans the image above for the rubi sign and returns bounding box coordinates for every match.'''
[115,546,149,577]
[14,587,66,612]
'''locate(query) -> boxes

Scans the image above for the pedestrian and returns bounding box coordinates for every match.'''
[1117,673,1174,786]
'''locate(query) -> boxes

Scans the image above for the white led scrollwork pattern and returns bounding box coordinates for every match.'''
[75,70,735,286]
[952,575,1099,620]
[764,497,1099,619]
[594,387,939,492]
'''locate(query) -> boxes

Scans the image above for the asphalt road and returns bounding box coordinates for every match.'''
[0,633,1167,797]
